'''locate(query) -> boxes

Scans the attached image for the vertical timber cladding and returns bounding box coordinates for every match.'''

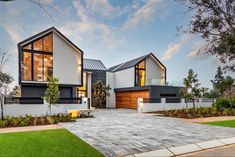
[116,90,149,109]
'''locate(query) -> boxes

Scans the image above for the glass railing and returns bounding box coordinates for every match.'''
[146,79,165,86]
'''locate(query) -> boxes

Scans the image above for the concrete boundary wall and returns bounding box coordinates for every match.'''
[138,98,215,113]
[1,98,88,117]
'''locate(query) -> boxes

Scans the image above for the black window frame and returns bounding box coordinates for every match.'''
[20,33,53,82]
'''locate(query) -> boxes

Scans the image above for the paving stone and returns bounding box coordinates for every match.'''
[168,144,202,155]
[219,137,235,145]
[196,140,224,149]
[135,149,174,157]
[60,109,235,157]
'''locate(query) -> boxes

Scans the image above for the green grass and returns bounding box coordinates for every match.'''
[0,129,104,157]
[203,120,235,128]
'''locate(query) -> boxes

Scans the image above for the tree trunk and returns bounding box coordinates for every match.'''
[192,98,195,117]
[0,96,3,120]
[50,105,52,115]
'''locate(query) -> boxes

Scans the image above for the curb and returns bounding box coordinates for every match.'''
[133,137,235,157]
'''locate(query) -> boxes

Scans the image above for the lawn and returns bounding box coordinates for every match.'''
[0,129,104,157]
[203,120,235,128]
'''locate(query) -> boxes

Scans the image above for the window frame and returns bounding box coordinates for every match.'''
[135,60,146,86]
[76,72,88,98]
[20,33,53,82]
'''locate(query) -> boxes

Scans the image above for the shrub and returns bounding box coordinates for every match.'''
[0,113,75,128]
[213,97,230,110]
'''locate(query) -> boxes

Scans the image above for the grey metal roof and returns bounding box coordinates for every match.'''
[83,59,106,71]
[108,53,166,72]
[108,54,149,72]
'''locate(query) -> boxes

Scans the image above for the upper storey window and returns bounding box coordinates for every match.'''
[21,33,53,82]
[135,60,146,86]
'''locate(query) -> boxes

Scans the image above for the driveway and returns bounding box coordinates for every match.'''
[60,109,235,157]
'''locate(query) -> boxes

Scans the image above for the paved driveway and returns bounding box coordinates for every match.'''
[60,109,235,157]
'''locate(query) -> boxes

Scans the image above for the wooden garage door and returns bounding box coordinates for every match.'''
[116,90,149,109]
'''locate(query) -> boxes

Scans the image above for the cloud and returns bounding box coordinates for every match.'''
[162,34,192,61]
[3,24,23,44]
[123,0,164,30]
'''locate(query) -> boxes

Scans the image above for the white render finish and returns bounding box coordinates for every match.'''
[2,98,88,117]
[114,67,135,88]
[146,56,165,86]
[53,32,82,85]
[106,72,116,108]
[138,98,214,113]
[87,72,92,105]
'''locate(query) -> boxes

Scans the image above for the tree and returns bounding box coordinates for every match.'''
[200,87,209,97]
[176,0,235,71]
[181,69,201,116]
[44,76,60,115]
[211,66,224,88]
[9,85,21,97]
[0,72,13,119]
[0,0,60,20]
[208,89,220,99]
[217,76,234,108]
[93,80,111,108]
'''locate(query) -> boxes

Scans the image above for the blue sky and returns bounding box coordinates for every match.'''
[0,0,234,89]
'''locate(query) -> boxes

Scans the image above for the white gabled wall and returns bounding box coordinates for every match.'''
[146,56,165,85]
[53,32,82,85]
[106,67,135,108]
[115,67,135,88]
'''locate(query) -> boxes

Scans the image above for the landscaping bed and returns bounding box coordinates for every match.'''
[0,129,104,157]
[155,107,235,119]
[0,114,75,128]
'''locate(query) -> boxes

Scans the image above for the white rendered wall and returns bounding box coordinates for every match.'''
[145,56,165,85]
[53,32,82,85]
[87,73,92,105]
[138,98,214,113]
[2,102,88,117]
[106,72,116,108]
[115,67,135,88]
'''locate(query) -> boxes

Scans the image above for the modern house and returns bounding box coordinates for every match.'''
[18,27,84,103]
[106,53,181,109]
[17,27,180,108]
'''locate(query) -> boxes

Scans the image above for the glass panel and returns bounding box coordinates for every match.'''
[33,54,43,81]
[22,44,32,50]
[79,72,87,91]
[33,39,43,51]
[43,34,52,52]
[44,55,53,81]
[22,52,32,81]
[138,60,145,69]
[136,69,145,86]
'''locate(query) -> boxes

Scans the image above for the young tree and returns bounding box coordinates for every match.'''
[176,0,235,71]
[0,72,13,119]
[181,69,201,116]
[44,76,60,115]
[93,80,111,108]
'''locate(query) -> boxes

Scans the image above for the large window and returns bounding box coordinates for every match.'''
[135,60,146,86]
[21,33,53,82]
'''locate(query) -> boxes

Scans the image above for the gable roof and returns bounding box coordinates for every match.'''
[108,53,165,72]
[17,26,84,55]
[84,59,106,71]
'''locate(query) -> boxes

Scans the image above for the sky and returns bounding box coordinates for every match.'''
[0,0,234,89]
